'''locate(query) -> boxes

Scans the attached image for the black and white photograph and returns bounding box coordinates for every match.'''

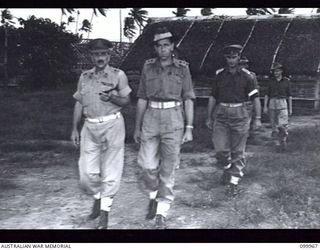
[0,6,320,239]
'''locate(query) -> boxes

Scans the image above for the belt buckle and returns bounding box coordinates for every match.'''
[98,117,104,123]
[160,102,164,109]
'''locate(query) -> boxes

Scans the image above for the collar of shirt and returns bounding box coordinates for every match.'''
[152,57,180,69]
[91,65,112,76]
[225,66,242,75]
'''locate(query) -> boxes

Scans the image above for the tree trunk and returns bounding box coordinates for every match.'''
[119,9,123,56]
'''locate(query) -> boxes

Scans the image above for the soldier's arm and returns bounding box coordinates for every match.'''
[107,71,131,107]
[263,95,269,113]
[71,101,83,146]
[207,96,216,119]
[287,79,293,115]
[133,98,148,143]
[72,101,83,131]
[253,97,262,119]
[71,74,84,133]
[206,74,219,121]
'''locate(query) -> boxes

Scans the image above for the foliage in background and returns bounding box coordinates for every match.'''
[124,8,148,41]
[200,8,214,16]
[246,8,276,15]
[172,8,191,17]
[16,16,80,88]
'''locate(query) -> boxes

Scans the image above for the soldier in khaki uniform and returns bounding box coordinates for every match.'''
[71,38,131,229]
[206,45,262,197]
[263,63,292,151]
[133,27,195,229]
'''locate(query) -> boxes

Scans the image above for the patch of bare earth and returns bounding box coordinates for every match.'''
[1,115,320,229]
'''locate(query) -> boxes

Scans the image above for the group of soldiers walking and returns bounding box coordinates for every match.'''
[70,26,292,229]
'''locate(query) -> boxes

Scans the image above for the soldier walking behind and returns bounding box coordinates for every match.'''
[71,38,132,229]
[133,27,195,229]
[263,62,292,151]
[206,44,262,197]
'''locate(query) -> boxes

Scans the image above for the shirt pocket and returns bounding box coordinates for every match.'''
[145,75,159,97]
[168,73,183,96]
[80,83,92,107]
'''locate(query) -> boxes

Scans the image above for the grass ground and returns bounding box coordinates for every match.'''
[1,88,320,229]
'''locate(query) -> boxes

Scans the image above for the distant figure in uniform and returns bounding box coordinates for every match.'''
[205,44,262,197]
[239,56,261,132]
[71,38,132,229]
[263,62,292,151]
[133,27,195,229]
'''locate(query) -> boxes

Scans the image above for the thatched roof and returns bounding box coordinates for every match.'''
[120,15,320,80]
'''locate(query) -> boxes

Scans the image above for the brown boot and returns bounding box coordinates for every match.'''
[88,199,101,220]
[96,210,108,229]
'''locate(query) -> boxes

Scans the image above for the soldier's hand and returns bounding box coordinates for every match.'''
[99,92,111,102]
[181,129,193,144]
[205,118,213,130]
[133,129,141,144]
[71,129,80,147]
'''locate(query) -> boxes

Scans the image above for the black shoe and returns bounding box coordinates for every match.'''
[155,214,166,229]
[226,183,239,197]
[220,171,231,185]
[96,211,108,229]
[146,199,157,220]
[88,199,101,220]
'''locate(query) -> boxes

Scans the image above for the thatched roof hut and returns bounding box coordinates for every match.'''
[120,14,320,109]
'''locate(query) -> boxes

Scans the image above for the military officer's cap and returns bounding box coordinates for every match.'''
[223,44,243,56]
[271,62,283,71]
[153,26,175,43]
[88,38,113,51]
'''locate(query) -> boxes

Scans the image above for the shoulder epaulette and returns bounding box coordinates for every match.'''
[176,59,189,67]
[283,76,291,81]
[82,69,94,77]
[110,66,120,72]
[241,68,252,75]
[145,58,156,65]
[216,68,225,75]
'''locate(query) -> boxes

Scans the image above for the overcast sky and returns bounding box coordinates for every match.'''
[6,8,316,42]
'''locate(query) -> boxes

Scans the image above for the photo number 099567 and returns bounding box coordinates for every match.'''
[300,244,318,248]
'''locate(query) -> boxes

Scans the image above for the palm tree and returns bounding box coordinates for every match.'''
[128,8,148,35]
[172,8,190,17]
[201,8,213,16]
[123,16,136,42]
[316,8,320,13]
[61,8,107,38]
[278,8,295,14]
[246,8,276,15]
[1,9,15,87]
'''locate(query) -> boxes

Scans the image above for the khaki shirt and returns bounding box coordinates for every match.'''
[211,67,258,103]
[73,65,132,118]
[137,58,196,102]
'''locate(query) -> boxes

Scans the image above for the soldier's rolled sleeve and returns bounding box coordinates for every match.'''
[182,65,196,100]
[247,76,259,100]
[136,65,147,100]
[117,70,132,97]
[73,75,83,104]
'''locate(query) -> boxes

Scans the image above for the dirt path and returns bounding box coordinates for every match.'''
[1,115,320,229]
